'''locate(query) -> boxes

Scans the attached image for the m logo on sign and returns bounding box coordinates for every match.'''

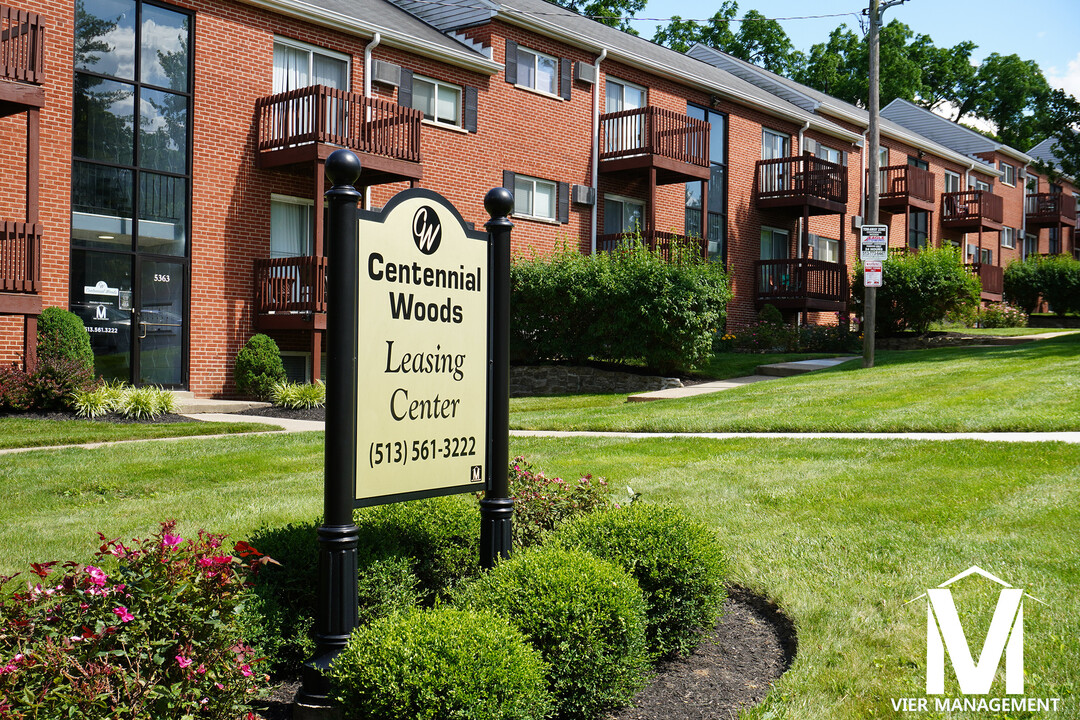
[412,206,442,255]
[910,566,1043,695]
[95,305,108,320]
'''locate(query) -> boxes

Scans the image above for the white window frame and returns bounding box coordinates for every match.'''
[605,77,646,113]
[817,144,842,165]
[807,233,839,262]
[760,226,789,260]
[515,46,559,96]
[1000,161,1016,187]
[603,193,645,234]
[412,74,463,128]
[879,147,889,167]
[969,176,991,192]
[513,175,558,221]
[270,194,315,259]
[272,36,350,93]
[943,170,962,194]
[1000,226,1016,249]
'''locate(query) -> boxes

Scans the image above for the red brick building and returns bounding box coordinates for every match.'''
[0,0,1074,396]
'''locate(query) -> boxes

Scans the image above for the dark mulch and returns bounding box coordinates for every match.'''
[0,410,199,424]
[250,587,795,720]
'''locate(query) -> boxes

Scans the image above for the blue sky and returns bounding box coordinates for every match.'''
[632,0,1080,99]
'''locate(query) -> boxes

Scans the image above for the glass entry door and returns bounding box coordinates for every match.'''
[136,259,185,386]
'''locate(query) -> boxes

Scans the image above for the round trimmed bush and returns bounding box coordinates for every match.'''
[328,607,552,720]
[553,504,728,658]
[36,306,93,370]
[234,333,286,399]
[456,546,649,720]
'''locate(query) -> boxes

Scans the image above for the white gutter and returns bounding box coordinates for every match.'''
[363,32,381,211]
[590,48,607,254]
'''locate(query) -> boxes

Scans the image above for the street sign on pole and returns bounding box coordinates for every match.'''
[860,225,889,262]
[864,260,883,288]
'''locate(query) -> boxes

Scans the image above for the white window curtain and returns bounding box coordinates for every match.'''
[273,44,309,94]
[270,200,313,258]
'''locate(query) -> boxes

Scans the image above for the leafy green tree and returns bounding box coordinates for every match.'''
[653,2,796,74]
[652,2,737,55]
[544,0,645,33]
[1032,90,1080,180]
[909,37,978,113]
[959,53,1051,149]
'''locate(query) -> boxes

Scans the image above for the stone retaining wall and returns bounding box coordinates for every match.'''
[511,365,682,397]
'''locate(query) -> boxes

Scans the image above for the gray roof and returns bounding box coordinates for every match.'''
[391,0,499,32]
[882,98,1030,164]
[1027,134,1077,183]
[487,0,860,142]
[240,0,501,73]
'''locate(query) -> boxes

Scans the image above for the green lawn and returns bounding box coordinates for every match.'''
[0,417,278,449]
[1,433,1076,719]
[511,333,1080,432]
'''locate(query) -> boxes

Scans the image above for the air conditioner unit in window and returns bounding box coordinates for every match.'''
[571,184,595,206]
[574,61,596,84]
[372,59,401,87]
[851,215,863,231]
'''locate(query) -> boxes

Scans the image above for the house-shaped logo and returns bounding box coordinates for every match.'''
[908,566,1044,695]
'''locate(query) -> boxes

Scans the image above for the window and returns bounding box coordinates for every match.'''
[514,176,557,221]
[816,144,842,165]
[515,46,558,95]
[760,227,789,260]
[762,129,791,192]
[413,75,461,127]
[1000,226,1016,249]
[605,77,646,113]
[603,195,644,234]
[270,196,314,258]
[1049,227,1061,255]
[808,234,839,263]
[908,210,928,249]
[980,247,992,264]
[879,147,889,167]
[944,171,962,194]
[907,155,928,171]
[1023,233,1038,259]
[999,161,1015,186]
[969,176,991,192]
[1026,174,1038,194]
[686,104,727,263]
[272,38,348,93]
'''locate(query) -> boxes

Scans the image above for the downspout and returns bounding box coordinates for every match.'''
[362,33,381,210]
[964,160,976,261]
[590,48,607,254]
[796,120,810,259]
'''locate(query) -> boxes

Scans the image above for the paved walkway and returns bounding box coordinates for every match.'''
[629,356,859,402]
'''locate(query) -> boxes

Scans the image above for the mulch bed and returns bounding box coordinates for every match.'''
[249,587,796,720]
[0,410,198,424]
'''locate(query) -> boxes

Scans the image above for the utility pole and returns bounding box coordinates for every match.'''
[862,0,906,368]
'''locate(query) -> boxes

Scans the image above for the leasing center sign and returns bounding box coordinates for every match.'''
[355,189,490,506]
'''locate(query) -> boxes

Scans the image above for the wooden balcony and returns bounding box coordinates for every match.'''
[253,256,327,331]
[598,107,710,184]
[754,258,848,312]
[596,230,708,262]
[755,156,847,215]
[0,4,45,116]
[942,190,1003,231]
[1025,193,1077,229]
[0,219,42,315]
[875,164,936,214]
[965,262,1003,301]
[256,85,422,185]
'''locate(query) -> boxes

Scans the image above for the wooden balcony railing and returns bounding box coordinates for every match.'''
[599,106,709,168]
[1025,193,1077,224]
[596,230,708,262]
[254,256,327,314]
[756,156,847,206]
[0,219,40,293]
[876,164,935,204]
[755,258,849,310]
[0,5,44,84]
[966,262,1003,297]
[256,85,421,163]
[942,190,1003,227]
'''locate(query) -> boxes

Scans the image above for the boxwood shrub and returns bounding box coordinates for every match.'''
[328,607,552,720]
[455,546,649,720]
[36,306,93,370]
[553,503,728,658]
[233,333,286,399]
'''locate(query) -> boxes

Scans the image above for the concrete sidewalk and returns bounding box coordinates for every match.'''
[628,356,858,402]
[509,429,1080,443]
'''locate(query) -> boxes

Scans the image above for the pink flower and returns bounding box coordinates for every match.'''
[113,606,134,623]
[86,566,107,587]
[161,534,183,549]
[176,654,193,668]
[240,664,253,677]
[197,664,207,675]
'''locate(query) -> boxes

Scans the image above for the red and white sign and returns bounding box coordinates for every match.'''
[864,261,883,288]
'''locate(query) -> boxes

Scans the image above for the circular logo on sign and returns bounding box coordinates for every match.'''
[412,206,442,255]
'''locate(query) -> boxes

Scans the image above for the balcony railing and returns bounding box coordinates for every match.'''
[942,190,1003,228]
[256,85,421,163]
[755,258,848,310]
[756,156,847,207]
[0,5,44,84]
[1025,193,1077,225]
[254,256,327,314]
[876,164,935,205]
[966,262,1003,298]
[596,230,708,262]
[0,219,40,293]
[599,106,709,168]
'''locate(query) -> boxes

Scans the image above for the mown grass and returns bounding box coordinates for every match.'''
[511,333,1080,432]
[1,434,1076,718]
[0,417,278,450]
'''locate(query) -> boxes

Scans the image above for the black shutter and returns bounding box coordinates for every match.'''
[398,68,413,109]
[558,181,569,223]
[505,40,518,84]
[464,86,478,133]
[560,58,571,100]
[503,170,515,193]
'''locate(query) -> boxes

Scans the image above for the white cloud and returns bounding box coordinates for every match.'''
[1047,52,1080,101]
[931,101,998,136]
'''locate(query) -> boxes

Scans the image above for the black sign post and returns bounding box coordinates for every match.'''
[480,188,514,569]
[297,149,361,708]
